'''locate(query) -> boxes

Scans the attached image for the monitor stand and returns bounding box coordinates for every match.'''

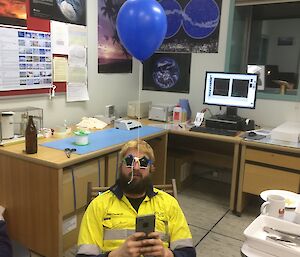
[214,107,242,122]
[206,107,254,131]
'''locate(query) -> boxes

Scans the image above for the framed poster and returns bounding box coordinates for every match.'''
[143,53,191,93]
[98,0,132,73]
[0,0,26,27]
[158,0,222,53]
[30,0,86,26]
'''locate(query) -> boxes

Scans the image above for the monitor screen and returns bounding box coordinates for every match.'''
[203,72,258,109]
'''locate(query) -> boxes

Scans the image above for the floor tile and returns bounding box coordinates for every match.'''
[177,192,229,230]
[212,208,259,241]
[189,225,209,246]
[196,232,243,257]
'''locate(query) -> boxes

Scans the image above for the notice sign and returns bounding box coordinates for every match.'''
[0,27,52,91]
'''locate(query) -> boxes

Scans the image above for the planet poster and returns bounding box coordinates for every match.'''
[98,0,132,73]
[30,0,86,26]
[143,53,191,93]
[0,0,27,27]
[158,0,222,53]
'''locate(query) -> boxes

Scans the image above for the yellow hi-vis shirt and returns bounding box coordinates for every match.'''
[77,184,193,255]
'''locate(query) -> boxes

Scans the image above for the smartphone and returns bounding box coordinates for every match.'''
[136,214,155,236]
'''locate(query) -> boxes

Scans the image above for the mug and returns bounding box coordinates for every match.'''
[260,194,285,217]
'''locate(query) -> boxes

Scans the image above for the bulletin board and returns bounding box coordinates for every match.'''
[0,0,67,97]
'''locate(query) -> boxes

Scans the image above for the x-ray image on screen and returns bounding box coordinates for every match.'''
[231,80,249,98]
[213,78,230,96]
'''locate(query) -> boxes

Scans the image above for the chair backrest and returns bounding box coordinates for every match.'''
[87,179,178,206]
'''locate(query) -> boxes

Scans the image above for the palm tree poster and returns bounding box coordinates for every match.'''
[98,0,132,73]
[158,0,222,53]
[0,0,26,27]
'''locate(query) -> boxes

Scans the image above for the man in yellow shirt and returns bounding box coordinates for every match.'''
[77,139,196,257]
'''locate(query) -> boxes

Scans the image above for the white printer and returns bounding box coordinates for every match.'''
[149,104,175,122]
[271,121,300,143]
[114,119,142,130]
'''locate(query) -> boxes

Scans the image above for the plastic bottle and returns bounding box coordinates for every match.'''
[25,115,37,154]
[173,105,182,123]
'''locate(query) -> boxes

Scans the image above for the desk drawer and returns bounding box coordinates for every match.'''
[243,164,300,195]
[245,149,300,170]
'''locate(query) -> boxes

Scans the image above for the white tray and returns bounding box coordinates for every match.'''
[244,215,300,257]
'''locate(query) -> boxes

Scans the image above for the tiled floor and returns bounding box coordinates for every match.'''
[31,175,261,257]
[179,176,261,257]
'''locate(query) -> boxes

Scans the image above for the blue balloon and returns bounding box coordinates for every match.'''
[116,0,167,62]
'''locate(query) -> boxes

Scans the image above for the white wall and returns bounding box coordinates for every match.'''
[141,1,300,128]
[140,1,231,118]
[0,0,139,128]
[1,0,299,129]
[263,19,300,72]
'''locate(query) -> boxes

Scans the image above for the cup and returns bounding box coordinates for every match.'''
[260,194,285,218]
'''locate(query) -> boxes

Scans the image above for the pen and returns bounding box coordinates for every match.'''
[178,124,183,128]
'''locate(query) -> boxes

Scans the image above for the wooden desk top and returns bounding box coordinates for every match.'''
[142,119,241,144]
[241,138,300,154]
[0,129,168,169]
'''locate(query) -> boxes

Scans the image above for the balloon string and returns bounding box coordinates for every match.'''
[128,165,134,184]
[137,60,143,155]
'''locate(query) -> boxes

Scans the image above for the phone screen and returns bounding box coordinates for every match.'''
[136,214,155,236]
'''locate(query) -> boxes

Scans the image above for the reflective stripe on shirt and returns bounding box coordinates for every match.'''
[170,238,194,250]
[77,244,101,255]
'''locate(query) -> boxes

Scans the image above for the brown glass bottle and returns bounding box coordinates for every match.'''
[25,115,37,154]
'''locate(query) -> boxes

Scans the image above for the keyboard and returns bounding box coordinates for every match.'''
[189,126,237,136]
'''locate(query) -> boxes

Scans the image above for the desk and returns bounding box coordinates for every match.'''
[0,128,168,257]
[143,120,242,211]
[236,139,300,215]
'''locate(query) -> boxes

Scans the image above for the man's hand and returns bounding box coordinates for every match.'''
[139,232,174,257]
[0,205,5,220]
[108,232,146,257]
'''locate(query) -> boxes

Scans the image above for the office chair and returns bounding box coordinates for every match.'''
[87,179,178,205]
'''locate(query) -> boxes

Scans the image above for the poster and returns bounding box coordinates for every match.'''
[98,0,132,73]
[0,0,26,27]
[0,27,52,91]
[30,0,86,26]
[158,0,222,53]
[143,53,191,93]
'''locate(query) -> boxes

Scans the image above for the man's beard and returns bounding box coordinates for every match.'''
[119,170,152,195]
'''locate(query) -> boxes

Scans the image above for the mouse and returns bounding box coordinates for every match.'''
[248,131,257,137]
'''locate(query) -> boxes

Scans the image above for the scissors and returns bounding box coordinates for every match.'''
[64,148,76,158]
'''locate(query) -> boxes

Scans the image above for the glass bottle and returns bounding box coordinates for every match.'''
[25,115,37,154]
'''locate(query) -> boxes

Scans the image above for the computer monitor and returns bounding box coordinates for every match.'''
[203,72,258,117]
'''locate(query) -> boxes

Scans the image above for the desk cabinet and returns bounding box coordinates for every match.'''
[236,141,300,214]
[166,131,241,211]
[0,131,167,257]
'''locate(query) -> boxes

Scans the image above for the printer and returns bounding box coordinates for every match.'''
[114,119,142,130]
[149,104,175,122]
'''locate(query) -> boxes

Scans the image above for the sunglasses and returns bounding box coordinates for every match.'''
[123,154,152,169]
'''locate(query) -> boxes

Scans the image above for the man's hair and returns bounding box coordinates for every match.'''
[119,139,155,164]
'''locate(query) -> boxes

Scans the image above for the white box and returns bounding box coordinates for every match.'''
[244,215,300,257]
[271,122,300,143]
[127,101,151,118]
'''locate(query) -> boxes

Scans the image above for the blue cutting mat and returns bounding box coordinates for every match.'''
[41,126,165,155]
